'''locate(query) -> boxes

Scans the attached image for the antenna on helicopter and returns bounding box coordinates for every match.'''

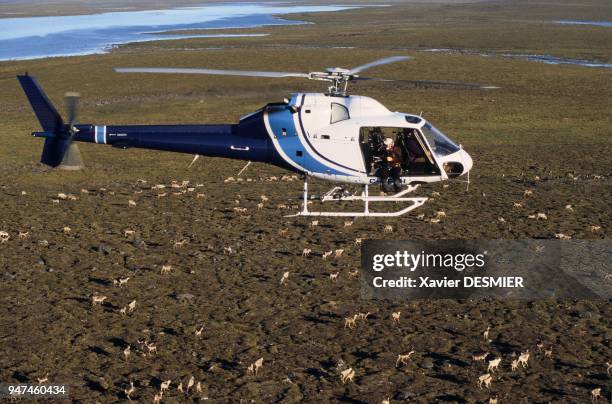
[188,154,199,168]
[115,55,498,96]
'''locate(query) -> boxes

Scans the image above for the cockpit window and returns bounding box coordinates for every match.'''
[330,103,350,124]
[420,123,460,157]
[405,115,422,124]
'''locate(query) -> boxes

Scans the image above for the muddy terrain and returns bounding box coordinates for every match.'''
[0,0,610,402]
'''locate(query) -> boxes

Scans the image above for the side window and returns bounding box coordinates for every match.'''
[330,103,350,124]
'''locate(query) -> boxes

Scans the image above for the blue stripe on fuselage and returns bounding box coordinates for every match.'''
[95,126,104,144]
[267,106,345,176]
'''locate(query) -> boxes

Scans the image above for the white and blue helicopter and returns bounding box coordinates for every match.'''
[18,56,486,217]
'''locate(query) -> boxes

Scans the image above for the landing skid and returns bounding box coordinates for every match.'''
[286,178,428,217]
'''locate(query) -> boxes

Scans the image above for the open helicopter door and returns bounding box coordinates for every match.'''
[288,126,442,217]
[358,126,442,179]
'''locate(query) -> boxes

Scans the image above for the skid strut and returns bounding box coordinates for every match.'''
[286,177,428,217]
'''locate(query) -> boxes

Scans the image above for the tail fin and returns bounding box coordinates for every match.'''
[38,135,74,167]
[17,74,81,167]
[17,74,63,133]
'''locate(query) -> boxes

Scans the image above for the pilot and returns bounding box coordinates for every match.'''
[397,129,422,168]
[379,137,403,192]
[395,130,409,169]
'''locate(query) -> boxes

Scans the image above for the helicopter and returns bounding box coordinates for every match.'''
[18,56,488,217]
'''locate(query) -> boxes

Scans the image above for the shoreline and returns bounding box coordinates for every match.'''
[0,0,393,19]
[0,33,271,63]
[0,4,358,62]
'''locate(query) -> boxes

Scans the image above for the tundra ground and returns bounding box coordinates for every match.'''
[0,0,610,402]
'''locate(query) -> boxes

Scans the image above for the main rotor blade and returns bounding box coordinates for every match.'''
[348,56,412,75]
[356,77,499,90]
[114,67,310,79]
[394,79,500,90]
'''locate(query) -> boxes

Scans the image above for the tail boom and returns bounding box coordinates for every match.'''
[69,123,285,166]
[18,74,291,170]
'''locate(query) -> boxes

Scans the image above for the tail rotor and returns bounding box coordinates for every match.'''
[60,91,85,170]
[17,73,85,169]
[65,92,80,136]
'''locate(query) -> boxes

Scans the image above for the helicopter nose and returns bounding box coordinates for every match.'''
[461,149,473,175]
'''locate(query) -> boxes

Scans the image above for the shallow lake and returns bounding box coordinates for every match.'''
[555,20,612,28]
[422,48,612,69]
[0,4,356,61]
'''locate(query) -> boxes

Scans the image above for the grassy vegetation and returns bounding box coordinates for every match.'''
[0,0,609,215]
[0,2,609,402]
[156,0,612,61]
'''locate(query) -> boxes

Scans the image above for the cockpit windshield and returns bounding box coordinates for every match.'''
[420,123,460,157]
